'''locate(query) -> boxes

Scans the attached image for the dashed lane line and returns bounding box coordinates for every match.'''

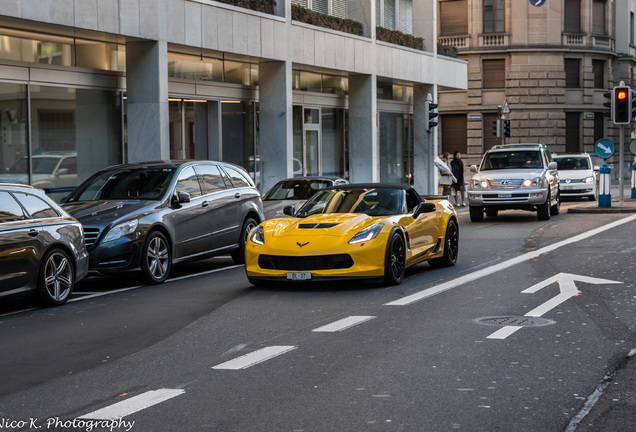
[212,346,298,370]
[79,389,185,420]
[312,316,376,332]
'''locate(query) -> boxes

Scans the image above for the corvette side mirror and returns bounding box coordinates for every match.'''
[413,202,436,219]
[283,205,295,217]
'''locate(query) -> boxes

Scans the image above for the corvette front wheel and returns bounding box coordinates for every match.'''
[384,233,406,285]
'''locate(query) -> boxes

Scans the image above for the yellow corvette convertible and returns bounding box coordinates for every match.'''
[245,184,458,286]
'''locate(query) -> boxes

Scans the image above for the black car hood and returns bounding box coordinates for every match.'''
[62,200,157,226]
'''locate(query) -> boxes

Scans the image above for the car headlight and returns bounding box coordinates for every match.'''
[102,219,139,243]
[583,176,595,183]
[522,177,544,187]
[250,225,265,245]
[349,223,384,244]
[471,179,489,189]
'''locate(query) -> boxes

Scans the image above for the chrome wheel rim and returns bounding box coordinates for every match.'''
[147,236,169,280]
[44,252,72,301]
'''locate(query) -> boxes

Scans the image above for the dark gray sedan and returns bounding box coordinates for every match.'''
[0,184,88,305]
[61,160,264,284]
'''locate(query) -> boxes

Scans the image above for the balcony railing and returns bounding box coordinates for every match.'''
[592,35,615,50]
[562,33,587,46]
[437,35,470,49]
[480,33,508,47]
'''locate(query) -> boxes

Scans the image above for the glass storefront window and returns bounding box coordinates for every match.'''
[225,61,256,86]
[321,108,346,177]
[0,30,125,72]
[379,112,413,184]
[221,100,257,178]
[0,83,28,187]
[168,52,223,82]
[28,85,122,201]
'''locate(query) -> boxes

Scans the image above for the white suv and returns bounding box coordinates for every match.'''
[468,143,560,221]
[552,153,598,201]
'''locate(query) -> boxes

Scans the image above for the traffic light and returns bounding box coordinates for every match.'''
[603,90,612,118]
[613,86,631,124]
[503,119,511,137]
[425,100,438,131]
[492,119,500,137]
[631,90,636,121]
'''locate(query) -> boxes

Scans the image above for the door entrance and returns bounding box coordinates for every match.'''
[294,106,322,176]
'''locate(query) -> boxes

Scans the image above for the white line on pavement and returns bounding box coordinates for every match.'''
[212,346,297,370]
[385,213,636,306]
[312,316,376,332]
[487,326,522,340]
[79,389,185,420]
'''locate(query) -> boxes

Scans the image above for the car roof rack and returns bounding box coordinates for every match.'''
[491,143,546,150]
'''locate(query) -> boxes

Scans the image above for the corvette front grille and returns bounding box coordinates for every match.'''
[258,254,354,271]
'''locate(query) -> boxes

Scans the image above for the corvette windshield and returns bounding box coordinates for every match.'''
[65,167,175,202]
[296,188,402,217]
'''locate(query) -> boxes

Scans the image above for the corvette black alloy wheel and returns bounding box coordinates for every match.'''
[385,233,406,285]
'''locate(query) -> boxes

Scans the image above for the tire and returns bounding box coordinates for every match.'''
[469,206,484,222]
[429,219,459,268]
[141,231,171,284]
[37,248,74,306]
[485,208,498,218]
[232,217,258,265]
[537,194,551,221]
[384,233,406,285]
[551,191,560,215]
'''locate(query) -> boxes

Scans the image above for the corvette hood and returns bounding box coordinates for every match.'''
[62,200,156,226]
[264,213,380,238]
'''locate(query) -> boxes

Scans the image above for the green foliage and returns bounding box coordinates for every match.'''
[376,27,424,50]
[216,0,275,14]
[292,5,364,36]
[437,42,458,58]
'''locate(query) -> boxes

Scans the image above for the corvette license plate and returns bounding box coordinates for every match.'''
[287,272,311,281]
[498,193,512,198]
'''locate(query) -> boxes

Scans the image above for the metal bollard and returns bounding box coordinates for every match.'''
[598,164,611,207]
[632,160,636,199]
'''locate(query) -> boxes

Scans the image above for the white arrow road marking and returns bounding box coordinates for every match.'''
[385,213,636,306]
[487,273,622,340]
[79,389,185,420]
[212,346,297,370]
[312,316,376,332]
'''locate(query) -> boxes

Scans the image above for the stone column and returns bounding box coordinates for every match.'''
[414,84,436,195]
[125,40,170,162]
[349,74,378,183]
[259,60,293,193]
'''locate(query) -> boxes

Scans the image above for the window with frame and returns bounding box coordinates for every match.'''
[592,60,604,89]
[376,0,413,33]
[564,59,581,88]
[292,0,347,18]
[565,112,580,153]
[482,59,505,89]
[564,0,581,33]
[439,0,468,36]
[592,0,606,35]
[440,114,467,156]
[483,0,504,33]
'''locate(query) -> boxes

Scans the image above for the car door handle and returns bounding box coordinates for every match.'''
[202,201,209,207]
[28,229,39,237]
[234,193,241,199]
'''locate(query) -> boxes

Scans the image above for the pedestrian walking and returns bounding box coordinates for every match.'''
[434,152,455,198]
[450,150,466,206]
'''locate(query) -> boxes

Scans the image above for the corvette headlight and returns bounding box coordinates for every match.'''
[349,223,384,244]
[250,225,265,245]
[583,176,595,183]
[102,219,139,243]
[522,177,544,187]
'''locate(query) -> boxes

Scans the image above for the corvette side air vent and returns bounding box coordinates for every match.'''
[298,223,339,229]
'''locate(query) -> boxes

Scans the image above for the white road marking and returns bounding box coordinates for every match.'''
[385,213,636,306]
[312,316,376,332]
[487,326,522,339]
[212,346,297,370]
[79,389,185,420]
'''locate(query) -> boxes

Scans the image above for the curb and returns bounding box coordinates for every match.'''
[567,199,636,214]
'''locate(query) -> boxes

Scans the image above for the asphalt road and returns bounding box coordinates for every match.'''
[1,202,635,432]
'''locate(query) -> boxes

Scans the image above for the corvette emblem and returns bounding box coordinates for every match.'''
[297,241,310,247]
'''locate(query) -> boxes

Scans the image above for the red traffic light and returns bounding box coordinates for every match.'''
[618,90,628,100]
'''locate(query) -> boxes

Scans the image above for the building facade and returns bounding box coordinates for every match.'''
[0,0,466,201]
[437,0,634,179]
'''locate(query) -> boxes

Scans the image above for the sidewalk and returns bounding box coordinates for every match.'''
[567,185,636,214]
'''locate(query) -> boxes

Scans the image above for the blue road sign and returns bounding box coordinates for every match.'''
[529,0,545,6]
[595,139,615,159]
